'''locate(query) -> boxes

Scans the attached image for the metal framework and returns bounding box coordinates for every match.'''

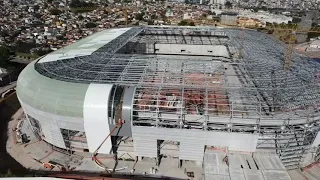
[34,26,320,169]
[60,129,88,151]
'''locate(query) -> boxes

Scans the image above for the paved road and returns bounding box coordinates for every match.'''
[0,82,17,104]
[10,58,33,64]
[0,82,17,95]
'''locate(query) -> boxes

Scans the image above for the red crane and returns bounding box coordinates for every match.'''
[92,119,125,170]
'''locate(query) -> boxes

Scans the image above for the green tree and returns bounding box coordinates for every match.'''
[209,11,216,16]
[78,15,84,20]
[85,22,97,28]
[189,21,195,26]
[225,1,232,9]
[49,8,62,15]
[34,5,40,11]
[70,0,81,8]
[266,22,272,27]
[0,46,11,68]
[151,14,157,20]
[135,13,144,21]
[312,22,320,27]
[147,20,154,25]
[292,17,301,24]
[178,20,189,26]
[70,0,95,8]
[201,13,207,19]
[0,169,14,177]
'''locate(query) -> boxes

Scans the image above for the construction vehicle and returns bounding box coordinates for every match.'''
[92,119,125,171]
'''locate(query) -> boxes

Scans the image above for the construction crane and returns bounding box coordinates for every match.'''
[233,24,320,71]
[266,25,320,71]
[123,7,128,26]
[92,119,125,171]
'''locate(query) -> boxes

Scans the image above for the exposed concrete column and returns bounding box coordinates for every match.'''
[156,157,159,166]
[178,159,182,168]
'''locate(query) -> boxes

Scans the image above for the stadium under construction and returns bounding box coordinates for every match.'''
[16,26,320,178]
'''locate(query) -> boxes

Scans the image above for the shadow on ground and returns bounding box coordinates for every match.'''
[0,93,28,175]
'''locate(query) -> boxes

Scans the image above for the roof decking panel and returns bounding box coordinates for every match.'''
[38,28,131,63]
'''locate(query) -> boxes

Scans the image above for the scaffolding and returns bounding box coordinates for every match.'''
[34,26,320,169]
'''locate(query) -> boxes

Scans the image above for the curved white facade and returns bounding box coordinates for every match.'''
[83,84,113,154]
[17,62,119,154]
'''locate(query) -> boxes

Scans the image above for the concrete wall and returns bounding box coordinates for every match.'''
[154,44,230,57]
[132,126,259,161]
[312,131,320,147]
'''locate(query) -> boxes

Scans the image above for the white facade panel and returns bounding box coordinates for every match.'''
[179,140,204,161]
[130,126,158,157]
[40,120,66,149]
[132,127,259,161]
[205,132,258,152]
[83,84,113,154]
[133,137,157,157]
[39,28,131,63]
[18,99,85,131]
[312,131,320,147]
[19,99,66,149]
[179,129,205,161]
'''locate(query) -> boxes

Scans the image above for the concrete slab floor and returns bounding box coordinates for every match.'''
[6,108,44,170]
[6,110,203,179]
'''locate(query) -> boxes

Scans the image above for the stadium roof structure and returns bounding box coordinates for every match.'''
[33,26,320,120]
[17,26,320,171]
